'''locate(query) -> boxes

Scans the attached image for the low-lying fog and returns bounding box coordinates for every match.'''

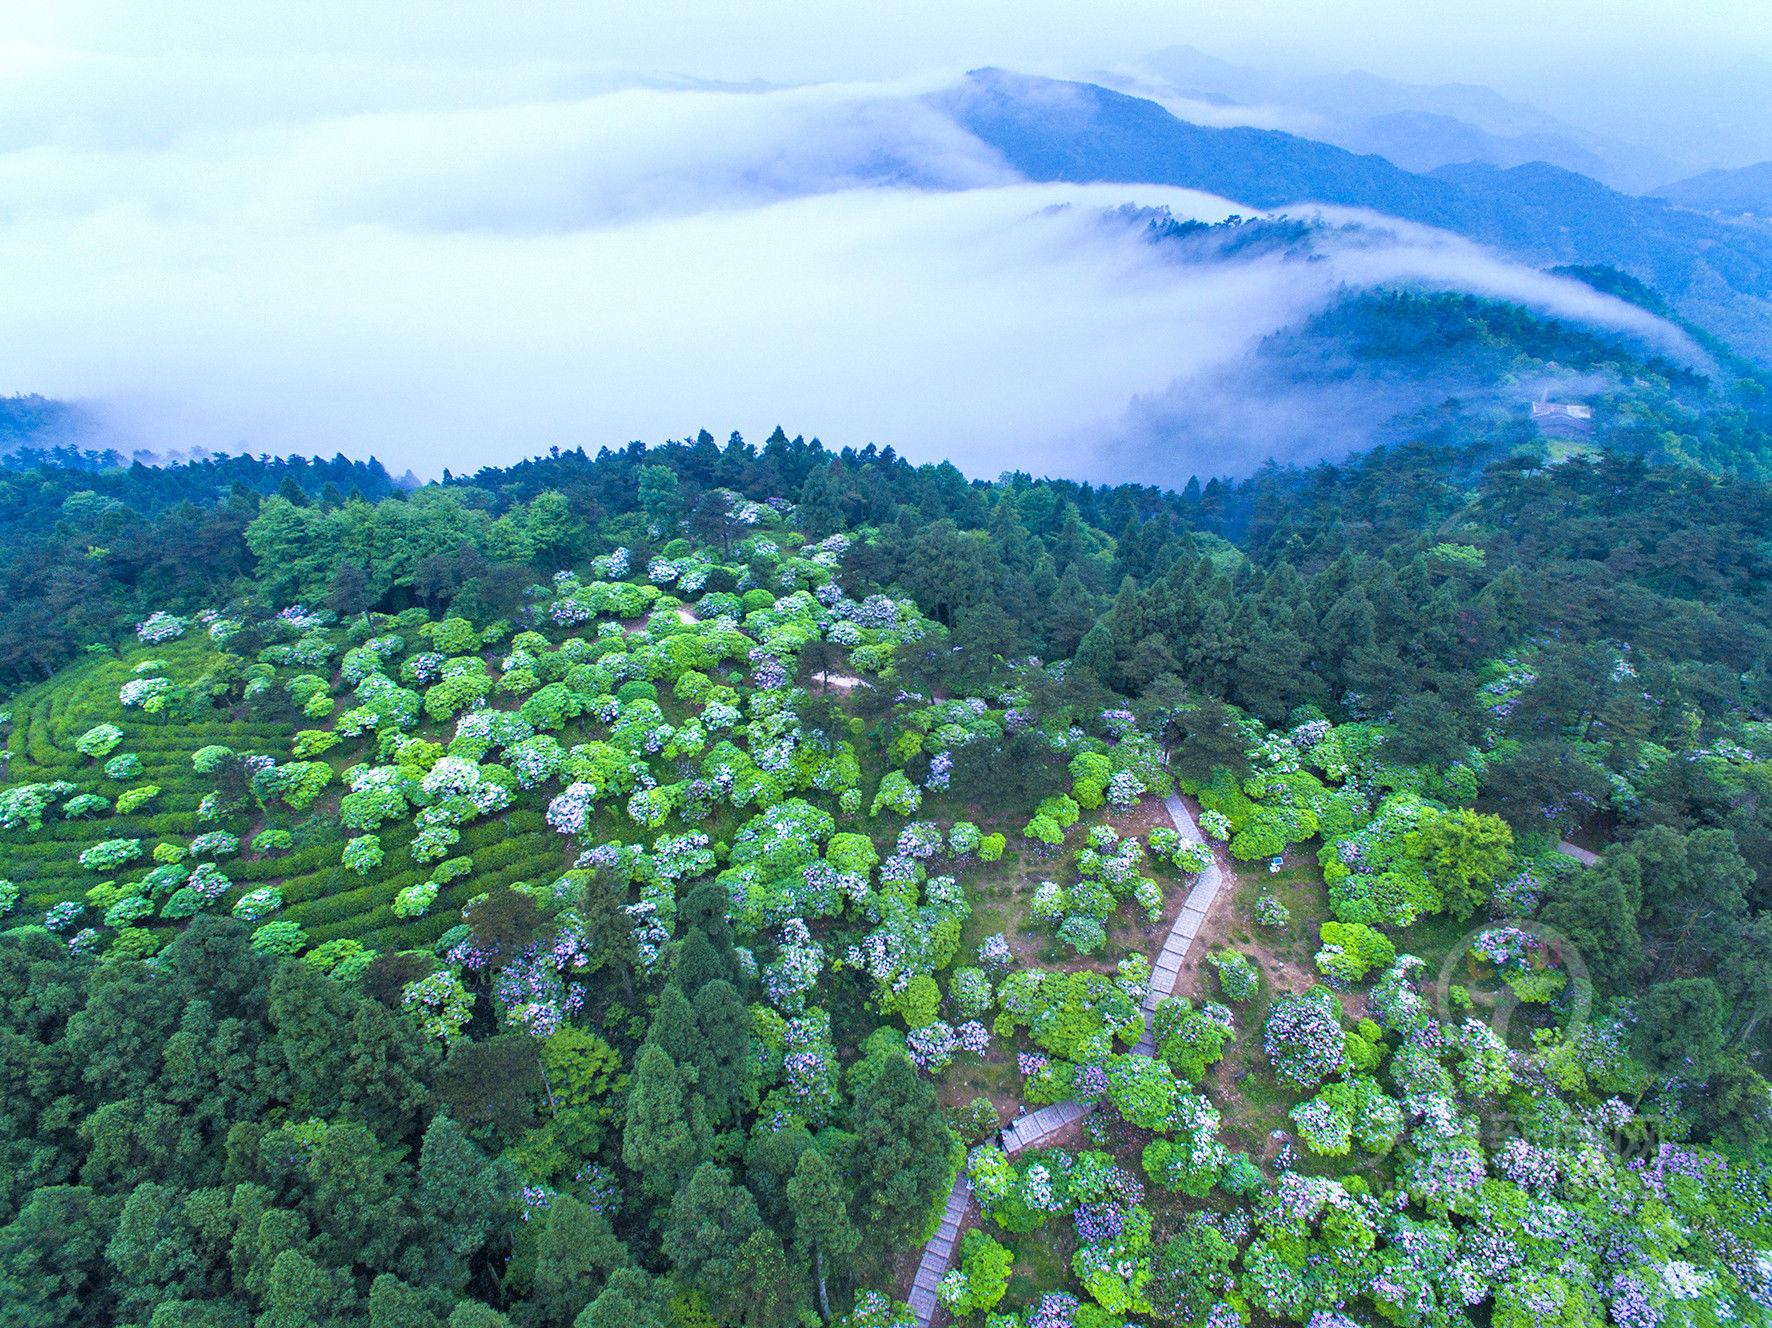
[0,60,1702,483]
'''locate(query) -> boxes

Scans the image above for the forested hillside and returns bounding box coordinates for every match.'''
[6,292,1772,1327]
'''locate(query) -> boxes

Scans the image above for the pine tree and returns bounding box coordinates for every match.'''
[415,1118,516,1290]
[519,1195,628,1328]
[786,1149,859,1323]
[573,1269,668,1328]
[366,1275,452,1328]
[847,1055,953,1262]
[621,1045,697,1199]
[662,1164,764,1321]
[691,979,750,1127]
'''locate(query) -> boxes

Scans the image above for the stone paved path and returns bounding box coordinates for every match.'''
[906,793,1229,1327]
[1558,840,1599,866]
[907,1172,975,1322]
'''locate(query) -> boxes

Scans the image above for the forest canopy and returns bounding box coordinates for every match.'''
[5,290,1772,1327]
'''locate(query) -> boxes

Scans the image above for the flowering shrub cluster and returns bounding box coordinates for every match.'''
[1255,894,1290,927]
[79,837,143,871]
[136,611,187,643]
[76,723,125,758]
[1264,988,1348,1090]
[232,886,283,922]
[1206,949,1260,1002]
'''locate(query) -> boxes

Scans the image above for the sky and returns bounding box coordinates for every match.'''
[9,1,1767,92]
[0,1,1759,481]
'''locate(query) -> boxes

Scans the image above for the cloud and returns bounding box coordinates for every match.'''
[0,61,1699,486]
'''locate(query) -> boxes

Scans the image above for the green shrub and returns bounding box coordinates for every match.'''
[938,1229,1012,1315]
[292,729,341,759]
[947,1096,1001,1145]
[393,881,439,918]
[1205,949,1260,1002]
[104,753,144,780]
[429,618,480,653]
[1153,996,1235,1082]
[192,745,235,774]
[825,831,880,876]
[79,838,143,871]
[1069,751,1112,809]
[1037,794,1080,828]
[106,928,165,960]
[115,785,160,814]
[888,974,942,1029]
[430,856,474,886]
[76,724,125,758]
[342,835,384,875]
[1315,922,1397,985]
[232,887,284,922]
[869,770,921,818]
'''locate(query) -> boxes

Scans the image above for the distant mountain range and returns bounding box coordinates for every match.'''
[1654,161,1772,219]
[936,69,1772,365]
[1093,45,1682,193]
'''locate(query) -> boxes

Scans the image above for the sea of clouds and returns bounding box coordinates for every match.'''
[0,48,1699,483]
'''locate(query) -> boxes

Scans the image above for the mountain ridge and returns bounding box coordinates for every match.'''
[940,69,1772,365]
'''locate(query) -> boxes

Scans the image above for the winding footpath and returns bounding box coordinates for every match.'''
[905,793,1227,1326]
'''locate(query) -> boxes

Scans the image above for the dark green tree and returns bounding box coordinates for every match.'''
[621,1045,698,1199]
[414,1118,516,1291]
[846,1054,953,1262]
[662,1164,765,1321]
[573,1268,668,1328]
[1635,978,1728,1079]
[515,1194,629,1328]
[786,1148,858,1323]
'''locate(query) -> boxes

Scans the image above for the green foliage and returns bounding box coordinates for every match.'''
[869,770,921,817]
[251,919,310,955]
[103,752,143,780]
[1410,807,1514,918]
[1153,996,1235,1082]
[1314,922,1397,985]
[887,974,942,1029]
[343,834,385,875]
[252,828,294,854]
[292,728,341,759]
[938,1229,1012,1314]
[1069,751,1113,809]
[947,1096,1001,1145]
[1205,949,1260,1002]
[114,784,160,813]
[76,723,125,758]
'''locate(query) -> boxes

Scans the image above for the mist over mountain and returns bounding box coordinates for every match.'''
[0,36,1761,484]
[1655,161,1772,219]
[1093,45,1679,191]
[947,69,1772,365]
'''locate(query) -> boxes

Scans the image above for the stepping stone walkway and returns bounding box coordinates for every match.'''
[906,1170,977,1318]
[906,793,1228,1327]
